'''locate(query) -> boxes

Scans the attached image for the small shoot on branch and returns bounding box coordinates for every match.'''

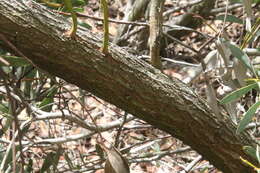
[100,0,109,55]
[63,0,78,38]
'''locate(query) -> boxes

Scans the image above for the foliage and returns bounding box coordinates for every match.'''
[220,18,260,135]
[218,1,260,167]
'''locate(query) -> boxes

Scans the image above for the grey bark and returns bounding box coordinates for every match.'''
[149,0,164,70]
[0,1,257,172]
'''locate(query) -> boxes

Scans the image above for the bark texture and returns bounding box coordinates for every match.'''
[149,0,164,70]
[0,1,257,172]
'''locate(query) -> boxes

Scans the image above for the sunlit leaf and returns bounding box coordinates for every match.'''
[240,156,260,170]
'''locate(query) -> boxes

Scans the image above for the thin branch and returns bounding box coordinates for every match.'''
[180,155,202,173]
[0,68,25,172]
[129,146,191,163]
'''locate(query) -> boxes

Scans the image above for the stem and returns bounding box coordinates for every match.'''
[63,0,78,37]
[100,0,109,54]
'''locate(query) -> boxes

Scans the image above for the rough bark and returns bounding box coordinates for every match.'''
[0,1,257,172]
[149,0,164,70]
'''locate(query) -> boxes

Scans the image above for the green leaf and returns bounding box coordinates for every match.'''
[230,0,242,3]
[0,144,21,171]
[72,7,84,12]
[216,15,243,24]
[38,86,58,112]
[25,159,33,173]
[40,152,56,173]
[0,103,8,114]
[0,56,30,67]
[95,144,105,160]
[220,82,258,104]
[227,43,255,74]
[40,147,62,173]
[72,0,86,6]
[243,146,259,161]
[79,21,92,29]
[237,101,260,134]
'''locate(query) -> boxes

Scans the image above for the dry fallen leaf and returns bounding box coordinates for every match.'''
[104,146,130,173]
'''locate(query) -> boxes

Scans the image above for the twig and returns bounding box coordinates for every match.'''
[210,3,243,14]
[0,68,25,173]
[180,155,202,173]
[0,56,10,65]
[163,32,199,54]
[1,115,134,146]
[139,55,199,67]
[32,106,134,131]
[121,135,171,154]
[56,10,149,26]
[0,33,32,64]
[163,0,203,17]
[114,112,128,148]
[129,146,191,163]
[59,84,105,142]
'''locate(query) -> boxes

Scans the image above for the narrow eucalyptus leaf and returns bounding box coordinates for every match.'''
[220,82,258,104]
[104,147,130,173]
[237,101,260,134]
[216,14,243,24]
[25,159,33,173]
[0,103,8,114]
[243,146,259,161]
[227,43,254,73]
[0,55,30,67]
[96,144,105,160]
[40,152,56,173]
[39,86,58,112]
